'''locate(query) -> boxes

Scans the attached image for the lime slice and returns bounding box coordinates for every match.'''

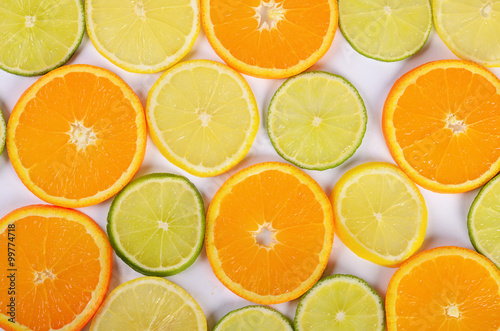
[0,0,84,76]
[90,276,207,330]
[267,71,367,170]
[213,306,293,331]
[294,274,385,331]
[330,162,427,267]
[146,60,259,177]
[0,110,5,155]
[468,174,500,269]
[86,0,200,73]
[433,0,500,67]
[107,173,205,276]
[339,0,432,61]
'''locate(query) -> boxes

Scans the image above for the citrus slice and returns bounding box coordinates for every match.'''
[386,246,500,330]
[107,173,205,276]
[294,274,385,331]
[147,60,259,177]
[0,0,84,76]
[339,0,432,61]
[7,64,147,208]
[268,71,367,170]
[0,110,5,155]
[468,173,500,269]
[0,205,113,331]
[213,305,293,331]
[90,276,207,330]
[206,162,334,304]
[383,60,500,193]
[201,0,338,78]
[85,0,200,73]
[331,162,427,267]
[433,0,500,67]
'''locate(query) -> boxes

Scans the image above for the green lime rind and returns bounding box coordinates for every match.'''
[107,173,205,276]
[294,274,386,331]
[468,174,500,269]
[213,305,293,331]
[0,110,5,155]
[267,71,367,171]
[0,0,85,76]
[338,0,432,62]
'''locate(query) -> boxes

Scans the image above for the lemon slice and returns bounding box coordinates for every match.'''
[330,162,427,267]
[433,0,500,67]
[339,0,432,61]
[0,0,84,76]
[85,0,200,73]
[468,174,500,268]
[268,71,367,170]
[295,274,385,331]
[213,306,293,331]
[90,277,207,330]
[146,60,259,177]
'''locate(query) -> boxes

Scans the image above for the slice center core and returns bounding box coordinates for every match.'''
[199,112,211,127]
[312,116,322,127]
[68,121,98,151]
[336,311,346,321]
[481,2,492,18]
[34,270,54,283]
[25,15,36,28]
[254,224,277,248]
[384,6,392,15]
[134,1,147,19]
[255,0,286,30]
[446,115,466,134]
[445,304,460,318]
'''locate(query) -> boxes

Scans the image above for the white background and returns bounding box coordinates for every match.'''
[1,23,499,330]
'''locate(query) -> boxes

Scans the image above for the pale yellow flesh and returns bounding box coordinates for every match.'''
[215,307,292,331]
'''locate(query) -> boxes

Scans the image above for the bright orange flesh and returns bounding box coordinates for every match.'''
[386,246,500,330]
[7,64,147,207]
[201,0,338,78]
[0,205,113,331]
[206,162,334,304]
[383,60,500,193]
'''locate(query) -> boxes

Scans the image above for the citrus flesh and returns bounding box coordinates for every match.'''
[331,162,427,267]
[90,277,207,330]
[268,71,367,170]
[206,162,334,304]
[147,60,259,177]
[0,205,113,331]
[468,173,500,269]
[0,0,84,76]
[383,60,500,193]
[386,246,500,330]
[107,173,205,276]
[7,64,147,208]
[295,274,385,331]
[201,0,338,78]
[86,0,200,73]
[213,305,293,331]
[433,0,500,67]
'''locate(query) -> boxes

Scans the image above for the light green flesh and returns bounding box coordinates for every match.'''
[341,173,418,257]
[0,0,83,75]
[469,176,500,268]
[89,0,196,67]
[296,277,384,331]
[154,66,252,168]
[95,282,203,330]
[215,307,293,331]
[268,73,366,169]
[339,0,432,61]
[112,178,203,271]
[434,0,500,64]
[0,111,5,155]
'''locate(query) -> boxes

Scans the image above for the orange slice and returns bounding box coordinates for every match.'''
[383,60,500,193]
[386,246,500,330]
[206,162,334,304]
[7,64,147,207]
[0,205,113,331]
[201,0,338,78]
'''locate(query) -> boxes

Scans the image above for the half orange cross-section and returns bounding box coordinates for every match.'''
[206,162,334,304]
[7,64,147,207]
[0,205,113,331]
